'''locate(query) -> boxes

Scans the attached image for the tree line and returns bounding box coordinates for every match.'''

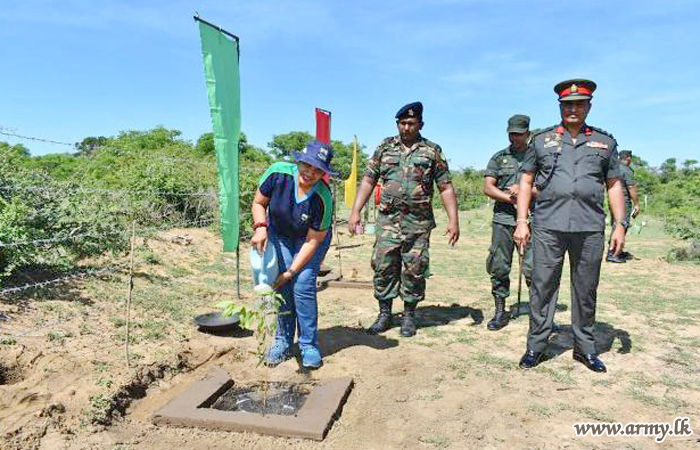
[0,127,697,282]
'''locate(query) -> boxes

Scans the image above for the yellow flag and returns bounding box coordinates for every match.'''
[344,135,358,208]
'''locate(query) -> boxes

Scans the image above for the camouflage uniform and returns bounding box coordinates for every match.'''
[485,146,533,300]
[364,134,452,304]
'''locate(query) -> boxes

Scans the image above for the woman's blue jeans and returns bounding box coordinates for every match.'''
[269,227,331,351]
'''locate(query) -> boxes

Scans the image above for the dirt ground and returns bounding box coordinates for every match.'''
[1,210,699,450]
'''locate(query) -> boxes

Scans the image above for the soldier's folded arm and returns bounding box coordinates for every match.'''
[483,176,516,204]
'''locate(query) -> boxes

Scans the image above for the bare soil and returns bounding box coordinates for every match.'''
[1,214,699,450]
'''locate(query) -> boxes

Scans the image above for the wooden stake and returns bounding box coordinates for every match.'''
[125,220,136,368]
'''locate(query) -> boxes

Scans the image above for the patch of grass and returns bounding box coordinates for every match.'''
[474,352,513,370]
[96,377,113,388]
[538,366,576,385]
[424,327,446,338]
[417,391,444,401]
[86,392,112,424]
[199,260,230,274]
[46,330,72,344]
[136,246,162,265]
[660,348,698,373]
[591,377,613,387]
[571,406,614,422]
[527,403,552,418]
[447,359,472,380]
[418,434,449,448]
[629,387,662,408]
[110,316,126,328]
[449,330,476,345]
[0,337,17,345]
[79,321,94,335]
[166,266,193,278]
[93,361,111,372]
[114,329,138,344]
[141,319,168,341]
[659,373,692,390]
[37,301,68,315]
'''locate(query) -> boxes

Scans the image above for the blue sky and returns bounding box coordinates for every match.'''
[1,0,698,169]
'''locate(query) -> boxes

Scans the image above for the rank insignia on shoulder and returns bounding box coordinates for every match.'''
[544,140,559,148]
[587,141,608,149]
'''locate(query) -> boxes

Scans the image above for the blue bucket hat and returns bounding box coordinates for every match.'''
[293,141,339,177]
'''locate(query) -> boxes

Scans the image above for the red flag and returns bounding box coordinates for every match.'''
[315,108,331,144]
[315,108,331,182]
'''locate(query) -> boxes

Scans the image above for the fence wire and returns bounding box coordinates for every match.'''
[0,129,75,147]
[0,263,129,297]
[0,183,217,198]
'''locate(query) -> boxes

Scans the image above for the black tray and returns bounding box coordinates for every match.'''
[194,311,240,332]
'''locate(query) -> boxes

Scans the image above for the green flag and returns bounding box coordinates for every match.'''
[198,20,241,251]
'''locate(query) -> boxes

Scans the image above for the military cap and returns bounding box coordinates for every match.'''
[554,79,597,101]
[395,101,423,119]
[619,150,632,157]
[507,114,530,133]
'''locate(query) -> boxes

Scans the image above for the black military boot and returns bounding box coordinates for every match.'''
[368,300,392,334]
[487,297,510,331]
[400,302,417,337]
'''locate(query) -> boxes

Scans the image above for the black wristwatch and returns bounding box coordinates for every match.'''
[614,219,629,228]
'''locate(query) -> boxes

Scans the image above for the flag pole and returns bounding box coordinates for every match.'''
[193,14,240,42]
[193,11,241,299]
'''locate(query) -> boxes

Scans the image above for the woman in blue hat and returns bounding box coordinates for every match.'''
[250,140,337,368]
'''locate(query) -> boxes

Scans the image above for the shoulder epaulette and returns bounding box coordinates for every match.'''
[587,125,615,140]
[380,136,397,146]
[532,125,557,138]
[420,138,442,151]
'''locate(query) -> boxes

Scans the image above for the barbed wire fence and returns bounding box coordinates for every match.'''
[0,129,239,365]
[0,127,505,367]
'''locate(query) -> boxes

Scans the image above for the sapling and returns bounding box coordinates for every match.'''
[217,283,284,411]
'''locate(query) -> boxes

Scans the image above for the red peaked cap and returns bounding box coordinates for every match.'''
[554,79,596,101]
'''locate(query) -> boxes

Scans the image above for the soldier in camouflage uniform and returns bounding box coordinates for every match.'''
[483,115,534,330]
[514,79,627,373]
[348,102,460,337]
[606,149,641,263]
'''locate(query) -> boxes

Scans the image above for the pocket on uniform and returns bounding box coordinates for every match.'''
[486,246,496,275]
[412,155,432,168]
[540,153,556,170]
[381,154,400,165]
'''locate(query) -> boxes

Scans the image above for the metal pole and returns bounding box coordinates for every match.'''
[333,182,343,278]
[513,243,524,319]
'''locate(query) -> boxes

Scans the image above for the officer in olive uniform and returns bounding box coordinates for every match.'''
[483,114,534,330]
[514,79,627,373]
[606,149,641,263]
[348,102,460,337]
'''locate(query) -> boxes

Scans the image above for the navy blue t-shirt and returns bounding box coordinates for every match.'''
[259,162,332,238]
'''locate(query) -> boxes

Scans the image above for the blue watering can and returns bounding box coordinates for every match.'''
[250,242,280,290]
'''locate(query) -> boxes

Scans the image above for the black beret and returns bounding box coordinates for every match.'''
[395,101,423,119]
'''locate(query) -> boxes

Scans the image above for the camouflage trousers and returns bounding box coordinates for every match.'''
[371,230,431,304]
[486,222,533,300]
